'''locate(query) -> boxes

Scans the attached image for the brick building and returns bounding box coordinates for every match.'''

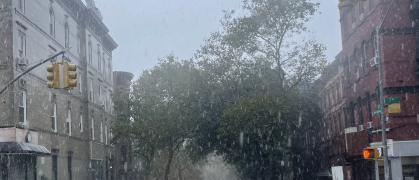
[0,0,119,179]
[318,0,419,179]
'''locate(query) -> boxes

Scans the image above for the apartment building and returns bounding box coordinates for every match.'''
[0,0,118,179]
[317,0,419,179]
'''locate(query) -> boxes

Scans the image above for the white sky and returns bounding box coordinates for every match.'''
[92,0,342,79]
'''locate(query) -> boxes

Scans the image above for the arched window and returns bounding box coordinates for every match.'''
[49,8,55,37]
[97,46,101,71]
[64,22,69,47]
[88,41,92,64]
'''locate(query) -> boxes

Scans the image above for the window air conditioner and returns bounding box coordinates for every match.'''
[359,124,364,131]
[17,57,29,67]
[367,122,372,129]
[370,57,378,67]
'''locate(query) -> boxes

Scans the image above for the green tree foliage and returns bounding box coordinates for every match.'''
[216,91,323,179]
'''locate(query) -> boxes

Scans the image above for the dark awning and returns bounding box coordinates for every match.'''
[0,142,50,155]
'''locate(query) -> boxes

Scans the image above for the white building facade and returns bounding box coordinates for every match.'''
[0,0,117,179]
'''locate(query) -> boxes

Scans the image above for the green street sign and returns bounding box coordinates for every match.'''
[385,97,399,104]
[373,110,381,116]
[376,104,381,110]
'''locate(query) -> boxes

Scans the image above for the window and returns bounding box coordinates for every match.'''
[88,41,92,64]
[108,59,112,80]
[52,103,57,132]
[52,155,57,180]
[79,74,82,92]
[91,118,95,140]
[341,13,348,38]
[67,109,72,136]
[18,31,25,57]
[49,8,55,37]
[80,114,83,132]
[98,46,101,71]
[359,1,364,21]
[89,78,93,101]
[19,91,26,123]
[100,121,103,143]
[77,33,80,53]
[369,0,374,11]
[105,122,108,145]
[65,22,69,47]
[351,8,356,29]
[17,0,24,13]
[102,53,106,75]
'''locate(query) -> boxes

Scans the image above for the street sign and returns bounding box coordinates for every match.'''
[374,110,381,116]
[385,97,399,104]
[376,104,381,110]
[387,139,394,157]
[388,103,401,113]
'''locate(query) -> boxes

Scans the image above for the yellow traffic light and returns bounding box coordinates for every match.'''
[363,147,383,160]
[63,61,77,90]
[46,63,60,89]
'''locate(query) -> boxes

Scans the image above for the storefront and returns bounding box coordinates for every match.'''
[0,128,50,180]
[372,140,419,180]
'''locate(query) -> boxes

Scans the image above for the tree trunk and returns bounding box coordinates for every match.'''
[164,144,175,180]
[144,151,154,180]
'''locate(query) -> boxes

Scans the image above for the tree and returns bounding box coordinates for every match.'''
[113,55,204,180]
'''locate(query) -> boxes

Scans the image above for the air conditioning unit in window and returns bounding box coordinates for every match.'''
[99,100,105,109]
[359,124,364,131]
[367,122,373,129]
[370,57,378,67]
[16,57,29,67]
[360,13,364,21]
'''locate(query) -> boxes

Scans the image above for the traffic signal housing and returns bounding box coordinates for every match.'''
[63,61,77,90]
[47,63,60,89]
[363,147,383,160]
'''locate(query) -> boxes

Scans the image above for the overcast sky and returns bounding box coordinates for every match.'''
[92,0,342,79]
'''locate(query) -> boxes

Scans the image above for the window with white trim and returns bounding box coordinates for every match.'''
[17,0,25,13]
[89,78,93,101]
[79,74,82,92]
[100,121,103,143]
[18,31,25,58]
[91,118,94,140]
[64,22,69,47]
[80,114,83,132]
[67,109,72,136]
[49,8,55,37]
[105,122,108,145]
[97,46,101,71]
[52,103,57,132]
[102,53,106,75]
[88,41,92,64]
[19,91,26,123]
[77,33,80,53]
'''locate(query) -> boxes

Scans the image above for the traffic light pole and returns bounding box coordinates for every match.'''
[376,27,391,180]
[0,50,66,95]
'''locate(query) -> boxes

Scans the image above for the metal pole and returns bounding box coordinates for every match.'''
[376,27,391,180]
[0,50,66,95]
